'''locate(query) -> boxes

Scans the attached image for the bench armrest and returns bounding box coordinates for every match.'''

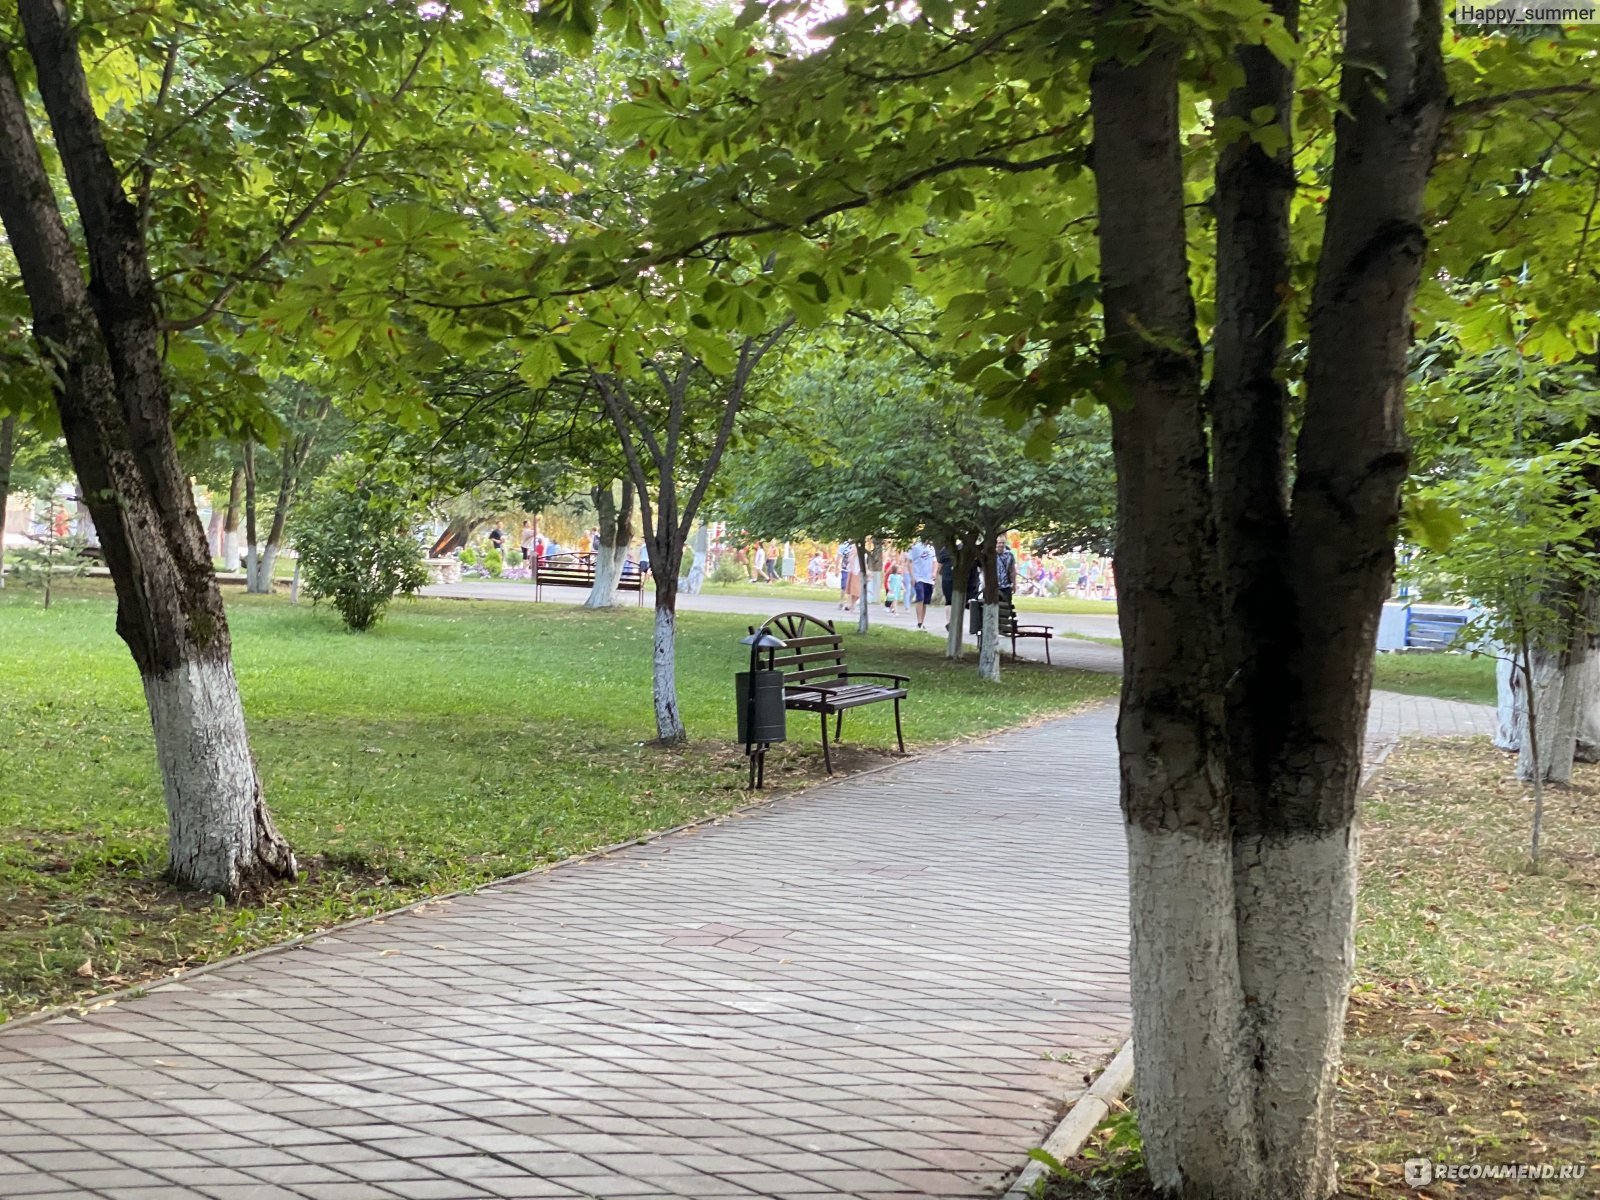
[841,671,911,685]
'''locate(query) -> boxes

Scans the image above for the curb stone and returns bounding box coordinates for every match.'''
[1005,1039,1136,1199]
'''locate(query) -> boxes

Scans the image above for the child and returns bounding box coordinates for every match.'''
[886,563,905,614]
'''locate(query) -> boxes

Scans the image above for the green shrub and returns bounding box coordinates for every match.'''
[294,462,429,632]
[485,548,503,577]
[459,547,478,566]
[710,555,745,585]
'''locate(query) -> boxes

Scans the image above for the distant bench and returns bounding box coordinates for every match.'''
[534,552,644,604]
[974,599,1056,664]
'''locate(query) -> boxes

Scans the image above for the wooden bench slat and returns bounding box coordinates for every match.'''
[768,648,847,669]
[785,666,851,684]
[769,633,846,650]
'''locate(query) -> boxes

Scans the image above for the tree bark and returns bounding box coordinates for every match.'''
[0,5,294,898]
[1519,643,1576,784]
[943,538,976,659]
[255,396,331,593]
[1496,653,1523,751]
[584,477,634,608]
[1574,648,1600,762]
[651,573,685,743]
[0,413,14,587]
[1090,1,1444,1195]
[221,464,243,571]
[856,534,875,635]
[242,440,260,587]
[978,540,1001,682]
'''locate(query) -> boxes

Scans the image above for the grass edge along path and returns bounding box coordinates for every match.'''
[0,584,1118,1023]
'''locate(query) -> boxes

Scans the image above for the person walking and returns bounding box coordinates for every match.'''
[837,539,856,611]
[752,543,767,582]
[886,563,905,614]
[908,537,936,630]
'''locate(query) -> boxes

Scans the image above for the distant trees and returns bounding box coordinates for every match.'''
[719,337,1114,676]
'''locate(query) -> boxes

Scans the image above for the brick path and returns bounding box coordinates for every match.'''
[0,709,1130,1200]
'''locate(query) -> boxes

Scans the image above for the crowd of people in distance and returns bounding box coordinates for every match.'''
[450,519,1116,607]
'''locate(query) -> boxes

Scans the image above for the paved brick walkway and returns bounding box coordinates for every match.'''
[0,709,1130,1200]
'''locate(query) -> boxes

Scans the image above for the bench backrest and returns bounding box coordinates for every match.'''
[750,611,848,688]
[996,599,1018,634]
[536,552,596,586]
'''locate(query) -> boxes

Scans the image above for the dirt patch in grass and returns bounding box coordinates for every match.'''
[1039,737,1599,1200]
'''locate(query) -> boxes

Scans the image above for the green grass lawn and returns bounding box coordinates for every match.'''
[704,578,1121,616]
[1372,651,1496,705]
[0,583,1117,1022]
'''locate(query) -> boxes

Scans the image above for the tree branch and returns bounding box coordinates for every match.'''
[1449,83,1597,119]
[161,22,440,332]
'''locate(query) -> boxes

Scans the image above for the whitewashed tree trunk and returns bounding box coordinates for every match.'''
[1519,644,1576,784]
[946,583,966,659]
[585,542,627,608]
[1129,824,1265,1195]
[221,464,243,570]
[0,5,296,900]
[144,657,295,895]
[978,600,1000,681]
[652,595,685,743]
[856,536,875,635]
[252,543,280,592]
[1575,649,1600,762]
[585,480,632,609]
[1495,654,1522,751]
[1234,828,1358,1198]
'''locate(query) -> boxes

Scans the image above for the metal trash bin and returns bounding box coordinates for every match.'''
[735,670,788,746]
[968,597,985,635]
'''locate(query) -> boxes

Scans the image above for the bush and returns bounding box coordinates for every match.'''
[459,547,478,566]
[710,555,745,585]
[294,462,429,632]
[485,548,503,577]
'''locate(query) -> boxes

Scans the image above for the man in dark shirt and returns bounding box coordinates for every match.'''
[995,535,1016,604]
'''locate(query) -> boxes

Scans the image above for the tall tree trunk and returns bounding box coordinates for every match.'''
[585,478,634,608]
[1499,590,1596,781]
[221,464,243,570]
[1090,1,1444,1195]
[242,440,260,588]
[0,6,294,898]
[1574,647,1600,762]
[650,555,685,743]
[856,534,875,635]
[978,540,1000,682]
[1517,611,1589,785]
[253,397,331,594]
[1496,653,1523,751]
[944,540,975,660]
[1095,28,1260,1191]
[0,413,14,587]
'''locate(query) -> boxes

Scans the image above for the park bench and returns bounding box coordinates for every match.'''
[749,610,909,774]
[533,552,644,604]
[975,599,1056,663]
